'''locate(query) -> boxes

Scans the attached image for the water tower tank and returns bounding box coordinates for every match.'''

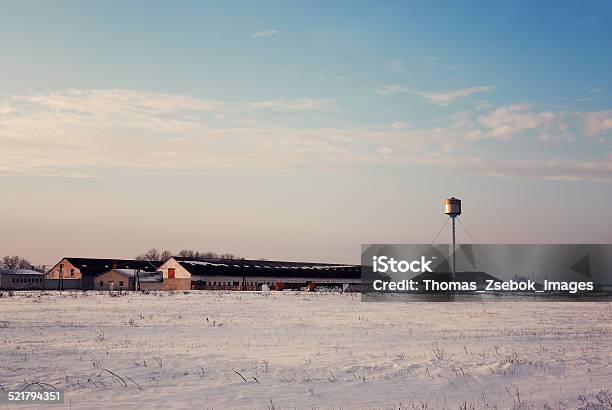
[444,197,461,217]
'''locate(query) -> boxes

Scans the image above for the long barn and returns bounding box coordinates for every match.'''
[45,256,361,291]
[144,257,361,291]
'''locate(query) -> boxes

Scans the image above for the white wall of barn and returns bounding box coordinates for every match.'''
[157,258,191,279]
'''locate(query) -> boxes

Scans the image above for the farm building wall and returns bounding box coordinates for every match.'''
[81,276,96,290]
[46,259,81,280]
[155,258,192,290]
[1,273,45,290]
[94,270,135,291]
[43,279,82,290]
[160,277,191,291]
[139,281,164,291]
[158,258,191,279]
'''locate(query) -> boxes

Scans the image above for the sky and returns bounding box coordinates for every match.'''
[1,1,612,265]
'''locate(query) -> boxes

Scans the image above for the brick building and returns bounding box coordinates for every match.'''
[46,258,162,290]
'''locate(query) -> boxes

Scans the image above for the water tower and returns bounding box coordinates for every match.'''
[444,197,461,278]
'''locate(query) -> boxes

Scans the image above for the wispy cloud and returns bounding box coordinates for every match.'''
[0,89,343,176]
[478,103,567,140]
[248,99,337,111]
[1,89,611,182]
[446,157,612,182]
[574,109,612,137]
[385,59,406,73]
[375,84,409,96]
[252,29,279,38]
[376,84,492,105]
[389,121,409,130]
[419,86,492,106]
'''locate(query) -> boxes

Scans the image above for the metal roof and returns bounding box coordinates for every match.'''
[52,258,162,276]
[0,269,44,275]
[177,258,360,279]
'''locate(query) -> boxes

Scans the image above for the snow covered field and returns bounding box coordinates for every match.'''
[0,291,611,409]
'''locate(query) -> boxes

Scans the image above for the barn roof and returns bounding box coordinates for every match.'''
[176,258,360,279]
[54,258,162,276]
[106,269,138,278]
[0,269,44,276]
[139,273,163,283]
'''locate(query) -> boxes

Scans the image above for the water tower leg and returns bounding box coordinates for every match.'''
[451,216,456,279]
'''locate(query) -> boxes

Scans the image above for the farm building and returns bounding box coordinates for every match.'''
[138,272,164,291]
[44,256,361,291]
[94,269,137,291]
[156,257,361,291]
[46,258,162,290]
[94,269,163,291]
[0,269,45,290]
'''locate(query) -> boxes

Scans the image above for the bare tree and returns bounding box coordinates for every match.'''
[1,255,32,269]
[199,251,219,259]
[177,249,196,258]
[175,249,241,260]
[17,258,32,269]
[219,253,237,259]
[135,248,171,261]
[137,249,245,261]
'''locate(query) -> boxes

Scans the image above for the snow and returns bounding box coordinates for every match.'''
[184,261,229,267]
[0,291,611,409]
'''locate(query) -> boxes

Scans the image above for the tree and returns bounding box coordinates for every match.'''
[17,258,31,269]
[137,248,244,261]
[176,249,241,260]
[177,249,196,258]
[219,253,237,260]
[135,248,172,261]
[1,255,32,269]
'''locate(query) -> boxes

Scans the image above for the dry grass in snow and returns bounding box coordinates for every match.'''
[0,291,611,409]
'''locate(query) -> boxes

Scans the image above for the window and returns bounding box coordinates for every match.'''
[99,281,103,286]
[119,281,124,287]
[70,269,75,277]
[12,278,15,283]
[167,268,175,279]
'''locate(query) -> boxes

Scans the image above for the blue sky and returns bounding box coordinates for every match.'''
[1,1,611,264]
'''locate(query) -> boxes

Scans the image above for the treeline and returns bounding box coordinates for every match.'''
[135,248,247,261]
[1,255,34,269]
